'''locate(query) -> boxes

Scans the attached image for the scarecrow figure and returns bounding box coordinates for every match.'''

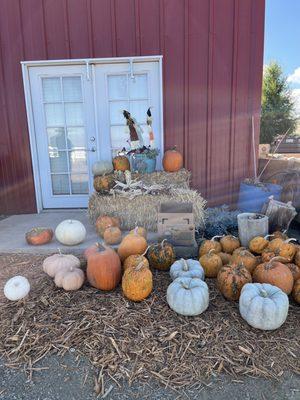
[147,107,155,148]
[123,110,144,150]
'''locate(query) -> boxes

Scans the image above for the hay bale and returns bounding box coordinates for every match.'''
[131,169,191,188]
[88,188,206,231]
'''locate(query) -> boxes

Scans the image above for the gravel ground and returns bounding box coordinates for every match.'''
[0,354,299,400]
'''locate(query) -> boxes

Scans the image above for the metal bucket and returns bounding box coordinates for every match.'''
[237,212,269,247]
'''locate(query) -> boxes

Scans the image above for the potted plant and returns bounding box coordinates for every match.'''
[128,147,160,174]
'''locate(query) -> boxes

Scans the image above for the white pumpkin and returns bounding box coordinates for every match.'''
[42,251,81,277]
[239,283,289,331]
[54,266,85,291]
[92,160,113,176]
[55,220,86,246]
[4,276,30,301]
[167,277,209,316]
[170,258,205,281]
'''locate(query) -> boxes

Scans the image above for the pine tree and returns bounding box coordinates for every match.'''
[260,62,297,144]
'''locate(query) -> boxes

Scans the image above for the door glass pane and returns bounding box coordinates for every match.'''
[45,103,64,126]
[47,127,66,149]
[69,150,88,173]
[49,151,68,173]
[42,78,62,102]
[67,127,86,149]
[51,174,70,195]
[108,75,127,99]
[63,77,82,102]
[130,100,148,124]
[110,126,130,150]
[129,74,148,99]
[110,101,129,124]
[71,174,89,194]
[65,103,84,125]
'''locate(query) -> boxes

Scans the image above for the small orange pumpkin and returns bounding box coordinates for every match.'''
[117,229,148,262]
[267,238,284,252]
[199,236,222,257]
[292,279,300,303]
[218,252,232,265]
[271,231,289,240]
[147,240,176,271]
[249,236,269,254]
[199,250,223,278]
[286,263,300,282]
[93,174,115,192]
[253,257,294,295]
[220,235,240,254]
[95,215,120,237]
[112,155,130,171]
[232,247,247,256]
[25,227,53,245]
[231,249,257,274]
[103,226,122,245]
[162,147,183,172]
[122,261,153,301]
[217,263,252,301]
[123,254,149,271]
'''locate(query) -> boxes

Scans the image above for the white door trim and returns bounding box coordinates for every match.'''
[21,56,163,212]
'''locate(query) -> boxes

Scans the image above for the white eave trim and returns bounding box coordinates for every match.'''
[21,55,163,68]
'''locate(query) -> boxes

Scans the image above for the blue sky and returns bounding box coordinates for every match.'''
[264,0,300,114]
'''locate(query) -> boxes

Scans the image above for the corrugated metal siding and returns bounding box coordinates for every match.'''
[0,0,265,214]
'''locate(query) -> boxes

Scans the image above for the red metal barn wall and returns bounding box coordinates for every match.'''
[0,0,265,214]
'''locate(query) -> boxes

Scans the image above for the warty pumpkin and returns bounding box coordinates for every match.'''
[199,250,223,278]
[220,235,241,254]
[147,239,176,271]
[286,263,300,282]
[199,236,222,257]
[95,215,120,237]
[103,226,122,245]
[54,266,85,291]
[112,155,130,171]
[231,249,257,274]
[122,261,153,301]
[25,227,53,245]
[292,279,300,304]
[217,263,252,301]
[123,254,149,271]
[267,238,297,262]
[249,236,269,254]
[93,174,115,193]
[271,231,288,240]
[218,252,232,265]
[87,244,121,291]
[232,247,248,256]
[295,249,300,267]
[162,146,183,173]
[252,257,294,295]
[117,228,148,262]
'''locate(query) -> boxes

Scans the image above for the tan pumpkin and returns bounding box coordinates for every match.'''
[112,155,130,171]
[199,250,223,278]
[129,226,147,239]
[147,239,176,271]
[292,279,300,303]
[95,215,120,237]
[54,266,85,291]
[122,261,153,301]
[123,254,149,271]
[249,236,269,254]
[42,251,80,278]
[286,263,300,282]
[93,174,115,192]
[217,263,252,301]
[162,147,183,172]
[218,252,232,265]
[231,249,257,274]
[199,236,222,257]
[117,229,148,262]
[220,235,240,254]
[253,257,294,295]
[103,226,122,245]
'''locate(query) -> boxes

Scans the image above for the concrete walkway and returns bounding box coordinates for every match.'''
[0,210,156,254]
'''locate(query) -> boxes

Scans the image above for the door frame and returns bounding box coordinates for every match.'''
[21,56,163,212]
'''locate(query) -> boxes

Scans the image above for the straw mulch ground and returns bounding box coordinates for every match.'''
[0,253,299,390]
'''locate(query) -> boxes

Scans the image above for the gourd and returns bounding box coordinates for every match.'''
[286,263,300,282]
[239,283,289,330]
[231,249,257,274]
[220,235,240,254]
[217,263,252,301]
[54,266,85,291]
[129,226,147,240]
[25,227,53,245]
[117,228,148,262]
[292,279,300,304]
[87,244,121,291]
[162,146,183,173]
[199,236,222,257]
[249,236,269,254]
[170,258,204,281]
[55,220,86,246]
[199,250,222,278]
[95,215,120,237]
[253,257,294,294]
[93,174,115,192]
[218,252,232,265]
[103,227,122,245]
[166,277,209,316]
[4,276,30,301]
[112,155,130,171]
[123,254,149,271]
[122,261,153,301]
[92,160,113,176]
[147,239,176,271]
[42,251,81,277]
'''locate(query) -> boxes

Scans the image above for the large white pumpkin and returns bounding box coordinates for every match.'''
[42,252,81,277]
[4,276,30,301]
[92,160,113,176]
[239,283,289,330]
[167,277,209,316]
[55,220,86,246]
[170,258,205,281]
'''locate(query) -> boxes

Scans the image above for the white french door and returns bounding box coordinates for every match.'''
[28,59,162,209]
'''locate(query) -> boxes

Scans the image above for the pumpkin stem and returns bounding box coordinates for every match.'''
[161,239,167,248]
[58,248,62,256]
[208,249,216,256]
[212,235,223,242]
[181,259,189,271]
[142,246,150,256]
[134,226,139,235]
[264,234,274,240]
[285,238,297,243]
[260,289,269,298]
[135,261,145,272]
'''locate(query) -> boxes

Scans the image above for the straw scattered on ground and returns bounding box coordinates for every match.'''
[0,253,299,390]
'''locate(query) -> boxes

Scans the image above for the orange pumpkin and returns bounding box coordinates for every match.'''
[87,244,121,291]
[123,254,149,271]
[218,252,232,265]
[162,147,183,172]
[129,226,147,240]
[292,279,300,303]
[95,215,120,237]
[117,230,148,262]
[261,248,278,263]
[231,249,257,274]
[217,263,252,301]
[295,250,300,267]
[147,240,176,271]
[199,250,223,278]
[253,257,294,295]
[93,174,115,192]
[103,226,122,245]
[199,236,222,257]
[232,247,248,255]
[84,243,100,260]
[122,261,153,301]
[25,227,53,245]
[271,231,288,240]
[267,238,296,262]
[267,238,284,252]
[112,155,130,171]
[220,235,240,254]
[286,263,300,282]
[249,236,269,254]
